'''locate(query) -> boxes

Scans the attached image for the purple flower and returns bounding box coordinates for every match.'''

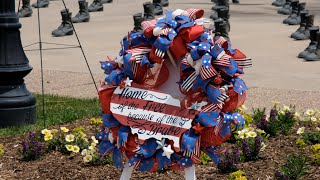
[233,148,240,163]
[270,108,277,124]
[242,140,251,161]
[253,136,262,159]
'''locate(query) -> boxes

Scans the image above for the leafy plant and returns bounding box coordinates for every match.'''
[19,131,44,161]
[229,170,247,180]
[256,105,296,137]
[310,144,320,165]
[252,108,266,123]
[0,144,4,157]
[295,139,307,148]
[241,135,263,161]
[277,106,296,135]
[44,127,88,155]
[217,148,240,173]
[200,152,211,165]
[302,131,320,145]
[275,154,308,180]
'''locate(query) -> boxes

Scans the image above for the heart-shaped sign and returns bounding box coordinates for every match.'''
[110,83,200,151]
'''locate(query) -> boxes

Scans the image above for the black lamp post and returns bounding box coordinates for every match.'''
[0,0,36,128]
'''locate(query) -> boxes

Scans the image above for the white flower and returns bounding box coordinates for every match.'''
[306,109,315,116]
[65,134,75,142]
[282,105,290,111]
[91,136,98,144]
[296,127,305,135]
[72,145,80,153]
[279,110,285,115]
[88,145,95,150]
[81,149,89,156]
[247,131,257,138]
[256,129,266,135]
[260,142,267,152]
[294,112,301,119]
[311,117,317,122]
[238,132,246,139]
[316,127,320,131]
[83,154,93,163]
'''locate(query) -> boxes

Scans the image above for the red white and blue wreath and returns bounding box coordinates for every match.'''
[96,8,252,172]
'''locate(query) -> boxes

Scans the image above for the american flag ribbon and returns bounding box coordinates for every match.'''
[141,19,158,32]
[214,36,227,47]
[181,71,197,92]
[201,103,222,112]
[214,118,224,135]
[234,58,253,68]
[213,52,231,66]
[191,138,201,164]
[200,64,218,80]
[183,8,203,20]
[131,61,139,78]
[160,28,170,36]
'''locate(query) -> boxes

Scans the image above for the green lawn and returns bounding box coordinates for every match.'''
[0,94,101,137]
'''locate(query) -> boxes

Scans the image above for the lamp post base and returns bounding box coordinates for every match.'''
[0,83,36,128]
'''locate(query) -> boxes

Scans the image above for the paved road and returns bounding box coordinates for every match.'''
[16,0,320,109]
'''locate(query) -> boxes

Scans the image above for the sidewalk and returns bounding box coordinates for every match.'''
[20,0,320,110]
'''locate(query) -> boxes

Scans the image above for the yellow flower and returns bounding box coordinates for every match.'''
[65,134,75,142]
[297,127,305,135]
[247,131,257,138]
[81,149,89,156]
[72,145,80,153]
[88,145,95,150]
[60,127,69,133]
[246,127,255,132]
[91,136,99,144]
[41,129,51,135]
[273,101,279,107]
[266,115,270,121]
[65,145,73,151]
[44,133,53,141]
[51,129,58,134]
[282,105,290,111]
[79,132,87,139]
[311,117,318,122]
[83,154,93,163]
[306,109,315,116]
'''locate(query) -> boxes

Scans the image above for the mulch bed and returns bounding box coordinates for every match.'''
[0,119,319,180]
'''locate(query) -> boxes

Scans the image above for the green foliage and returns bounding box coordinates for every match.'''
[310,144,320,165]
[277,107,296,135]
[252,108,266,123]
[200,152,211,165]
[87,153,113,166]
[302,131,320,145]
[0,94,101,137]
[276,154,308,180]
[0,144,4,157]
[295,138,307,148]
[229,170,247,180]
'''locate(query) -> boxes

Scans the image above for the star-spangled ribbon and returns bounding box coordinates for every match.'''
[137,157,155,172]
[139,138,158,158]
[201,146,219,165]
[113,148,124,168]
[196,110,220,127]
[117,126,130,147]
[129,32,151,47]
[100,61,118,75]
[181,130,199,153]
[155,149,171,169]
[105,69,124,86]
[102,113,120,128]
[123,53,134,78]
[219,112,245,137]
[231,77,247,95]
